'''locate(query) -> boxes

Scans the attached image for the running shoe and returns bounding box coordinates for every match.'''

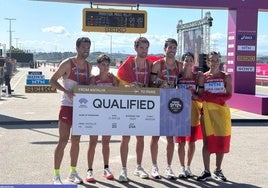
[118,168,128,182]
[134,166,149,179]
[151,166,161,179]
[185,166,193,177]
[178,167,187,178]
[85,170,96,183]
[165,166,176,180]
[53,175,63,185]
[213,169,227,181]
[197,170,211,181]
[67,171,83,184]
[104,168,114,180]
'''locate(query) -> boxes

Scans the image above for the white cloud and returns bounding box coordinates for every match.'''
[211,32,227,41]
[42,26,67,34]
[257,34,268,55]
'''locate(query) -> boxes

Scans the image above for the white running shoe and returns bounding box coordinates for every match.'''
[134,166,149,179]
[104,168,114,180]
[118,168,128,182]
[178,167,187,178]
[85,170,96,183]
[185,166,193,177]
[53,175,63,185]
[165,166,176,180]
[151,166,161,179]
[67,171,83,184]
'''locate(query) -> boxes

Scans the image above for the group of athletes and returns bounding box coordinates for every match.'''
[50,36,232,185]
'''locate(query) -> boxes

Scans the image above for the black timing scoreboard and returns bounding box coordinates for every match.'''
[82,8,147,33]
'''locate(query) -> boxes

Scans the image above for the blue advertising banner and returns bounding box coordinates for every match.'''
[26,79,50,85]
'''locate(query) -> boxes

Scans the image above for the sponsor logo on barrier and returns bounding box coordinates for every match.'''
[28,71,42,75]
[26,79,50,85]
[237,45,256,51]
[238,34,256,40]
[25,85,57,93]
[236,66,255,72]
[237,56,255,62]
[27,75,45,79]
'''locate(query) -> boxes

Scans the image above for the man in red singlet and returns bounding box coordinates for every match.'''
[50,37,92,184]
[150,38,182,180]
[116,37,152,182]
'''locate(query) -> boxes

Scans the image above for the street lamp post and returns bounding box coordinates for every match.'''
[4,18,16,58]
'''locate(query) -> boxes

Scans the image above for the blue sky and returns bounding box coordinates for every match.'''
[1,0,268,56]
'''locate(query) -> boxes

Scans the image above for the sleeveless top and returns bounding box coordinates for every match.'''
[61,58,90,106]
[159,59,181,88]
[94,74,115,87]
[204,71,226,94]
[178,73,198,95]
[131,59,151,87]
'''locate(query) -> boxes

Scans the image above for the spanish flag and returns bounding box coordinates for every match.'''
[202,102,231,153]
[117,56,136,87]
[116,55,163,87]
[190,100,203,141]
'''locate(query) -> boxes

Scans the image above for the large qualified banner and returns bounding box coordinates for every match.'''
[72,86,191,136]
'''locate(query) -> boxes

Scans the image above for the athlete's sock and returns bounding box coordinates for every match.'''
[54,169,60,176]
[70,166,76,173]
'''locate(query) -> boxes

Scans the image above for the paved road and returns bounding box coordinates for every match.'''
[1,66,268,187]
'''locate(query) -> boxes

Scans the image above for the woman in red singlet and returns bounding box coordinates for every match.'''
[197,51,232,182]
[85,54,118,183]
[175,52,204,178]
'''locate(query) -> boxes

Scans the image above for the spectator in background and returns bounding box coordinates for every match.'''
[0,57,5,86]
[3,57,13,97]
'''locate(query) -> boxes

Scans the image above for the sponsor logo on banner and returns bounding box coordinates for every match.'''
[237,45,256,51]
[238,34,256,40]
[78,98,88,108]
[236,66,255,72]
[27,75,45,79]
[28,71,42,75]
[168,98,183,114]
[25,85,57,93]
[26,79,50,85]
[237,56,255,62]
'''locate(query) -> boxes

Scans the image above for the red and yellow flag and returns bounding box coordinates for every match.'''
[202,102,231,153]
[116,55,163,87]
